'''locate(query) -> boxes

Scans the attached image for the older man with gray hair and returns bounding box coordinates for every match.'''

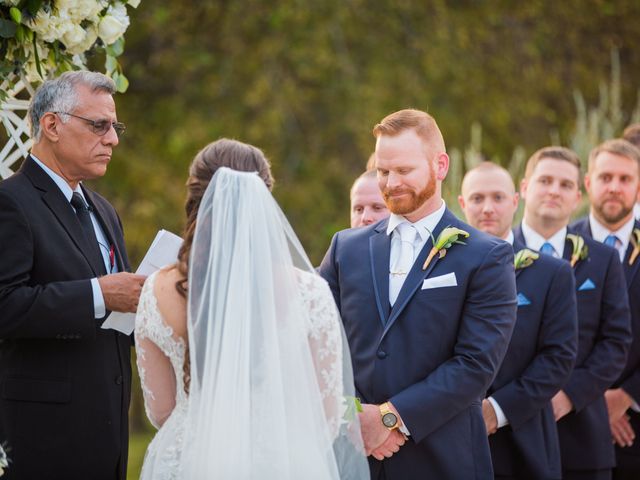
[0,71,145,479]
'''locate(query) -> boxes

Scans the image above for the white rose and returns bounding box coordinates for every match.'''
[98,14,127,45]
[64,25,98,55]
[61,24,86,51]
[58,0,104,23]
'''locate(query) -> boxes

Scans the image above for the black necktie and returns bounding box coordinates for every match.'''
[70,192,106,275]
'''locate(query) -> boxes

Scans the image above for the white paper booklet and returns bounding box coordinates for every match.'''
[101,229,183,335]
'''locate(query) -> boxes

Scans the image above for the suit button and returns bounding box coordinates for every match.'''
[377,350,387,359]
[115,375,123,385]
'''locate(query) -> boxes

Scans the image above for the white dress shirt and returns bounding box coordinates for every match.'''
[31,155,113,318]
[521,221,567,258]
[589,213,634,263]
[385,200,446,436]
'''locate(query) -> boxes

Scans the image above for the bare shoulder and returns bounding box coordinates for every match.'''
[153,266,188,339]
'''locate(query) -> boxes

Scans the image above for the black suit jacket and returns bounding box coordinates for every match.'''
[572,217,640,465]
[488,239,577,479]
[0,157,132,480]
[514,224,631,471]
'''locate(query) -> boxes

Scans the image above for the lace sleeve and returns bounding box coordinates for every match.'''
[298,270,344,438]
[134,274,178,430]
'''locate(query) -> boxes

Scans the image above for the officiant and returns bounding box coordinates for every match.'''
[0,71,145,479]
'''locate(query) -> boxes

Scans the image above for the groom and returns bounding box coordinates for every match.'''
[320,109,517,479]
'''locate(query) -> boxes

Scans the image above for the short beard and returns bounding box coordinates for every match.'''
[594,199,633,225]
[383,163,436,215]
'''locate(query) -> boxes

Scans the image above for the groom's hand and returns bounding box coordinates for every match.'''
[370,430,407,461]
[359,403,407,459]
[359,404,391,455]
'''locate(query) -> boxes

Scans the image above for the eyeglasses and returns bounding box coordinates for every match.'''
[53,112,126,137]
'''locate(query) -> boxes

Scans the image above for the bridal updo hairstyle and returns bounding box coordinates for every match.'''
[175,138,274,296]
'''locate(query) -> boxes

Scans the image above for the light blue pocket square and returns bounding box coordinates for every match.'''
[578,278,596,291]
[517,293,531,307]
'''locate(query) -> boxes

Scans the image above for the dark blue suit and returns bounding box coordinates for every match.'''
[572,217,640,479]
[320,209,517,479]
[514,225,631,476]
[488,239,577,480]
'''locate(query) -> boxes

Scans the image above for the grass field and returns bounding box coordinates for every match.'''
[127,431,154,479]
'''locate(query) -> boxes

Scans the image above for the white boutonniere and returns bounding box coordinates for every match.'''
[422,227,469,270]
[514,248,539,270]
[629,228,640,266]
[567,233,588,267]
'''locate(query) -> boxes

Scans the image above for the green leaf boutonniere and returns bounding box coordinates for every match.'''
[514,248,539,270]
[422,227,469,270]
[629,229,640,266]
[567,233,588,267]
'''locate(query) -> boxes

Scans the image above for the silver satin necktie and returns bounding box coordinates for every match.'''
[390,222,417,306]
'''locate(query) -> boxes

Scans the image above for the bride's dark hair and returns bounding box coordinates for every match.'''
[175,138,274,297]
[175,139,273,393]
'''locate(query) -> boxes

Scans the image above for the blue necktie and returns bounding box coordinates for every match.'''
[540,242,555,256]
[604,234,618,247]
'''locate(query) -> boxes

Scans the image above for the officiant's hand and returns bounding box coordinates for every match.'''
[99,273,147,313]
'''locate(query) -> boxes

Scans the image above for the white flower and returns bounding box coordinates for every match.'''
[0,0,20,6]
[98,4,130,45]
[57,0,105,23]
[61,24,86,51]
[65,25,99,55]
[128,0,141,8]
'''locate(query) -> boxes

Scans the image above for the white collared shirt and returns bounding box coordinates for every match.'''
[385,200,446,437]
[521,221,567,258]
[30,154,111,319]
[386,200,447,268]
[589,213,635,263]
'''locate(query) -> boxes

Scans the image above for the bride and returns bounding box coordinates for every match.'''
[134,139,369,479]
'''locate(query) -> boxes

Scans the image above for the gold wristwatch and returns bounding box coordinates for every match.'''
[379,402,399,430]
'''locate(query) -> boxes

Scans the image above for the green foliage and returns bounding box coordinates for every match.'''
[106,1,640,266]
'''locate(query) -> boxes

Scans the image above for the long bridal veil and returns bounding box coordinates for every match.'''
[179,167,369,479]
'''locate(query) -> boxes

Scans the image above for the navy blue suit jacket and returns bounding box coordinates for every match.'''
[488,239,577,479]
[514,225,631,471]
[320,209,517,480]
[572,217,640,462]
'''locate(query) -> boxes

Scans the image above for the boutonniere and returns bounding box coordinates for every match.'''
[0,443,8,477]
[629,229,640,266]
[567,233,588,267]
[422,227,469,270]
[514,248,539,270]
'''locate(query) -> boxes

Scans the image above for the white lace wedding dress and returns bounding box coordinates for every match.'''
[135,268,345,480]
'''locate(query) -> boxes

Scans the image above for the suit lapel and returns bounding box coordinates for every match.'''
[623,221,640,287]
[381,209,456,338]
[370,225,391,326]
[22,157,103,277]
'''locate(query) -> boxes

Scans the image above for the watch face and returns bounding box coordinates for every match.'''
[382,412,397,428]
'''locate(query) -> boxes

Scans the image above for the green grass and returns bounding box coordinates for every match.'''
[127,430,154,479]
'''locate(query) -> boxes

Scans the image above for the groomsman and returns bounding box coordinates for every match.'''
[622,124,640,220]
[350,169,389,227]
[320,109,517,479]
[571,139,640,480]
[459,162,578,479]
[515,146,631,480]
